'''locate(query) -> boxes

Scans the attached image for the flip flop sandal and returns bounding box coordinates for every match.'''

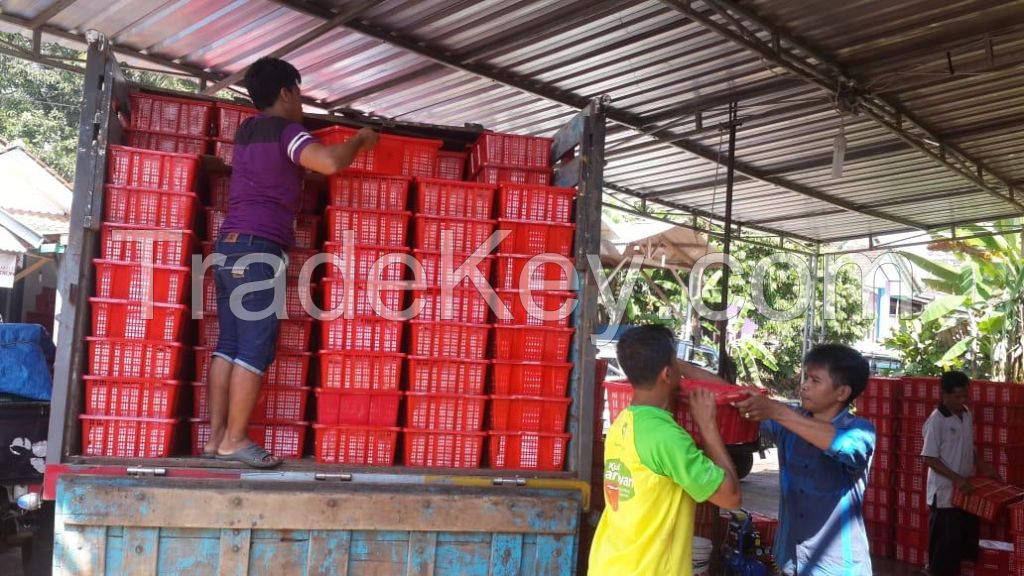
[201,451,217,459]
[216,443,282,469]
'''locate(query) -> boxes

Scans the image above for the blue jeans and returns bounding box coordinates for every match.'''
[212,233,286,375]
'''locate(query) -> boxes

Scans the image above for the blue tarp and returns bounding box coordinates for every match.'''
[0,324,55,401]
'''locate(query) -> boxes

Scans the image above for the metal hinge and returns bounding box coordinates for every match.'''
[314,473,353,482]
[492,477,527,487]
[126,467,166,477]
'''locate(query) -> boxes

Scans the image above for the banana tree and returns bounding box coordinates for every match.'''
[887,223,1024,381]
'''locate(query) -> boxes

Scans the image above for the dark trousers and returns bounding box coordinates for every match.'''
[928,501,979,576]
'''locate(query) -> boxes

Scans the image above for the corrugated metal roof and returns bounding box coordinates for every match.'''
[0,143,72,237]
[1,0,1021,243]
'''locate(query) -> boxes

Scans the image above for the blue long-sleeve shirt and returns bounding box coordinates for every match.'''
[762,407,875,576]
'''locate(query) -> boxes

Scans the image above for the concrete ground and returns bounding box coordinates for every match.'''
[744,449,923,576]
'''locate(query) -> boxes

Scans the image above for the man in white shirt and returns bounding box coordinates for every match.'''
[920,371,999,576]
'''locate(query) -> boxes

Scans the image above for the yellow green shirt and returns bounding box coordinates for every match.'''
[589,405,726,576]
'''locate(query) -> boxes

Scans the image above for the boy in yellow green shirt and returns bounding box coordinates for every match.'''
[589,325,742,576]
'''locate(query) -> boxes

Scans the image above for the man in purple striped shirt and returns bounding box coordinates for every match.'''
[207,57,377,468]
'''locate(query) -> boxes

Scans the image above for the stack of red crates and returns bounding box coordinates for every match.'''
[854,376,899,559]
[83,107,202,457]
[402,178,496,468]
[189,104,316,460]
[1011,503,1024,575]
[125,92,213,155]
[489,177,576,471]
[469,132,553,185]
[313,167,412,466]
[892,376,937,567]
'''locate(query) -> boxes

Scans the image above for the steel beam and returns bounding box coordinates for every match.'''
[662,0,1024,213]
[26,0,78,29]
[269,0,925,231]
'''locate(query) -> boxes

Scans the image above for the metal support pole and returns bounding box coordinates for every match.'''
[802,252,818,362]
[717,103,738,377]
[818,251,828,343]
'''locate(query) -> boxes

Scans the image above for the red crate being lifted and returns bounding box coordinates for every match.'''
[107,145,199,192]
[129,92,213,137]
[313,127,443,178]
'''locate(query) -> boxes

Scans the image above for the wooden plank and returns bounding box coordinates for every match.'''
[59,525,106,576]
[306,530,350,576]
[488,534,523,576]
[218,528,251,576]
[529,534,574,576]
[552,157,581,188]
[60,478,579,534]
[121,527,159,575]
[551,111,585,161]
[406,532,438,576]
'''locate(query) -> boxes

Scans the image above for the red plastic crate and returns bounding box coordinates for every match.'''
[490,396,572,433]
[488,431,569,471]
[189,419,307,459]
[406,393,487,432]
[101,224,195,266]
[979,445,1024,467]
[322,243,411,282]
[214,102,257,140]
[313,425,399,465]
[498,184,574,222]
[869,416,895,437]
[492,326,574,361]
[130,92,212,137]
[406,357,489,395]
[470,133,552,171]
[403,430,486,468]
[412,288,490,323]
[94,259,190,304]
[313,127,443,177]
[954,477,1024,521]
[411,250,494,288]
[90,298,189,342]
[326,207,411,245]
[899,400,932,419]
[84,376,181,418]
[873,451,895,471]
[321,318,403,352]
[971,380,1024,404]
[205,208,225,242]
[104,185,198,229]
[977,405,1024,427]
[87,337,184,380]
[857,396,894,417]
[320,279,406,319]
[264,352,312,387]
[903,376,942,402]
[1011,502,1024,533]
[126,129,207,156]
[286,248,318,280]
[207,175,231,209]
[897,427,926,454]
[211,139,234,165]
[897,489,927,510]
[496,219,574,256]
[107,145,199,192]
[81,416,178,458]
[319,352,404,391]
[898,472,928,493]
[328,171,410,210]
[435,151,466,181]
[492,361,572,397]
[977,424,1013,446]
[315,389,402,426]
[413,215,496,253]
[198,316,312,353]
[293,214,321,250]
[495,254,575,291]
[866,376,900,399]
[473,165,551,186]
[494,290,576,327]
[415,178,496,219]
[193,383,309,422]
[894,543,926,567]
[408,321,490,359]
[896,508,928,531]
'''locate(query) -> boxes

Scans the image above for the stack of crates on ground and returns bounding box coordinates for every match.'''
[313,164,414,466]
[893,376,938,567]
[489,166,577,471]
[854,376,899,559]
[403,178,496,468]
[84,95,205,456]
[190,104,316,460]
[1011,503,1024,575]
